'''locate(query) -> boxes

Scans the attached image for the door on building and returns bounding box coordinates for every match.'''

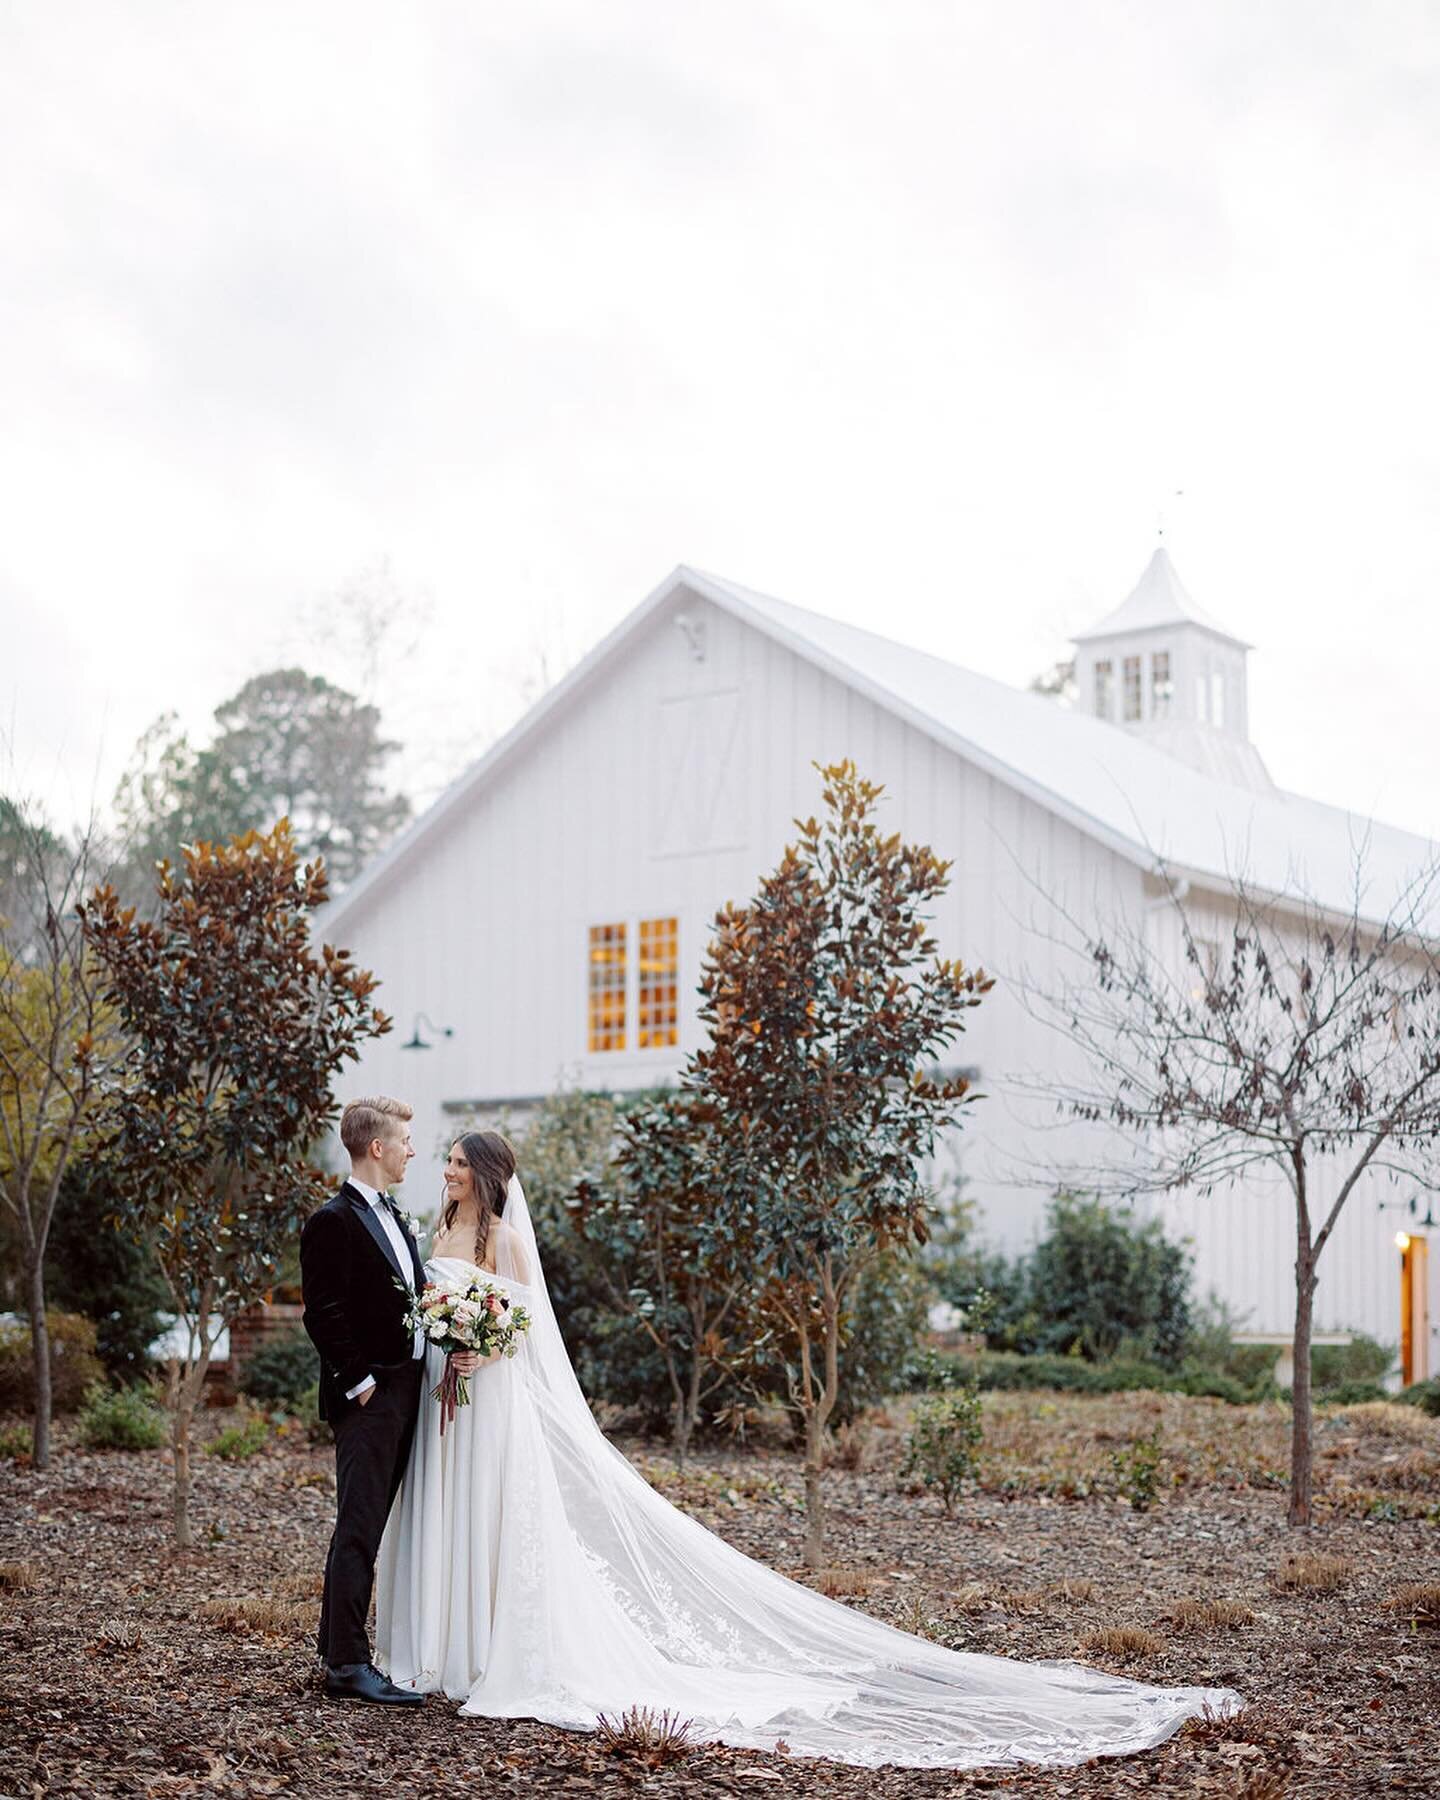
[1399,1233,1429,1387]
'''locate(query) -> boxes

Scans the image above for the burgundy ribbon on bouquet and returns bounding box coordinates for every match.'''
[436,1359,460,1437]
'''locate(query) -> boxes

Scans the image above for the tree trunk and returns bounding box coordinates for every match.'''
[1289,1246,1318,1529]
[802,1408,827,1568]
[801,1288,843,1569]
[170,1360,207,1549]
[28,1251,52,1471]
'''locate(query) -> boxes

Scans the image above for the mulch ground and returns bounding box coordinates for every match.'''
[1,1390,1437,1798]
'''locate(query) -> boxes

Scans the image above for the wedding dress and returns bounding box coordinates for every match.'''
[374,1177,1240,1769]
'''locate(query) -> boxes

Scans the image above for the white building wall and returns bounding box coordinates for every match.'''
[325,582,1433,1372]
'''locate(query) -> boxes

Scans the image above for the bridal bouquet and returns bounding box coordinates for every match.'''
[401,1277,532,1433]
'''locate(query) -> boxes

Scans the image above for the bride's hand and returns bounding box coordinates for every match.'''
[450,1351,480,1376]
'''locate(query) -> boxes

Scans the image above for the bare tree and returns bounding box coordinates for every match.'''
[0,796,108,1468]
[1023,855,1440,1526]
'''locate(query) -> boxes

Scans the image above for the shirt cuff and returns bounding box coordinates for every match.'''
[345,1374,376,1400]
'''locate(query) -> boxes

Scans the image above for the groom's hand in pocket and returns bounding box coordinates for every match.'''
[356,1385,376,1407]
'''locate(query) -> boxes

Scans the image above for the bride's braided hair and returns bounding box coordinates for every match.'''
[444,1130,515,1268]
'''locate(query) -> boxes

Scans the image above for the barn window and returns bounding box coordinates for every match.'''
[638,917,680,1048]
[1150,650,1172,718]
[1093,659,1113,719]
[588,923,627,1052]
[1122,655,1142,722]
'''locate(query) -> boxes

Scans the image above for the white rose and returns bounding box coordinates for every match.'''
[427,1320,448,1340]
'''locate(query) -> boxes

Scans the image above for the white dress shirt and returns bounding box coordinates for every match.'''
[345,1179,426,1401]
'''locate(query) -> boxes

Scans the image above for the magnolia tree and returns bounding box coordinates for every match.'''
[570,1090,753,1467]
[82,821,389,1546]
[1027,859,1440,1527]
[0,799,108,1468]
[688,762,992,1565]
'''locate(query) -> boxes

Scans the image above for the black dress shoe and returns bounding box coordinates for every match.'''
[324,1661,425,1705]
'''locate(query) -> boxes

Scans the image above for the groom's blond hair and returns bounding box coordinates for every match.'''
[340,1096,413,1157]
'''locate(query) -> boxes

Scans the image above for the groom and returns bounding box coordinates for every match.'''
[302,1095,428,1705]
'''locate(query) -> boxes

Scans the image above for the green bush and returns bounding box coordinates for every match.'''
[237,1328,319,1410]
[43,1165,170,1379]
[901,1386,984,1514]
[0,1422,33,1460]
[832,1249,932,1424]
[1023,1195,1192,1365]
[1112,1429,1165,1511]
[1311,1334,1394,1391]
[911,1346,1272,1404]
[295,1381,333,1444]
[77,1382,168,1451]
[0,1311,106,1414]
[1398,1379,1440,1417]
[206,1410,270,1461]
[933,1195,1193,1367]
[1318,1380,1389,1407]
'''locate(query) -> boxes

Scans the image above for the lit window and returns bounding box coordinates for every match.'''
[1093,659,1113,718]
[1195,672,1209,722]
[638,917,679,1048]
[1151,651,1172,718]
[1211,670,1226,729]
[1122,655,1142,722]
[588,923,627,1052]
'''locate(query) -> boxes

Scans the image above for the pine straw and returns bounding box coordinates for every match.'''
[1165,1596,1256,1630]
[594,1706,696,1767]
[0,1560,35,1591]
[1386,1582,1440,1627]
[196,1595,317,1636]
[1183,1698,1306,1747]
[1327,1401,1435,1442]
[1272,1552,1353,1593]
[811,1567,875,1597]
[1077,1625,1165,1660]
[92,1618,144,1652]
[1368,1447,1440,1489]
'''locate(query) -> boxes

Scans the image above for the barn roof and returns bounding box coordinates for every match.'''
[322,564,1436,936]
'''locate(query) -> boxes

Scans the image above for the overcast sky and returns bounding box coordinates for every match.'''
[4,1,1439,843]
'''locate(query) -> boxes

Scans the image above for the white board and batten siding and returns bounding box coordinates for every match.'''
[322,562,1440,1374]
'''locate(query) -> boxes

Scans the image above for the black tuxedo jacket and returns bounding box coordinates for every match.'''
[301,1180,427,1423]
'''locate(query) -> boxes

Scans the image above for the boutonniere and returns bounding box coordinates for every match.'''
[394,1205,425,1240]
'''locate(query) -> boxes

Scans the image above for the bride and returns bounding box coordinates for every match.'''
[375,1130,1240,1769]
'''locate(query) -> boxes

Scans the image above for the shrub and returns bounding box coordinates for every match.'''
[1311,1333,1393,1391]
[77,1382,167,1451]
[206,1411,270,1461]
[1318,1380,1388,1407]
[1025,1194,1192,1365]
[237,1328,319,1410]
[1112,1429,1165,1511]
[1398,1379,1440,1417]
[295,1382,333,1444]
[901,1386,984,1514]
[916,1348,1177,1396]
[43,1166,170,1379]
[833,1249,932,1423]
[0,1311,106,1415]
[0,1422,33,1460]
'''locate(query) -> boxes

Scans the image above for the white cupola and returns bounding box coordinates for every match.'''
[1071,548,1272,791]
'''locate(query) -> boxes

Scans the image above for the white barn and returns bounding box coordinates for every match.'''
[321,552,1438,1380]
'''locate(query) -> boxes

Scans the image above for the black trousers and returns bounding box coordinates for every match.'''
[317,1358,424,1668]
